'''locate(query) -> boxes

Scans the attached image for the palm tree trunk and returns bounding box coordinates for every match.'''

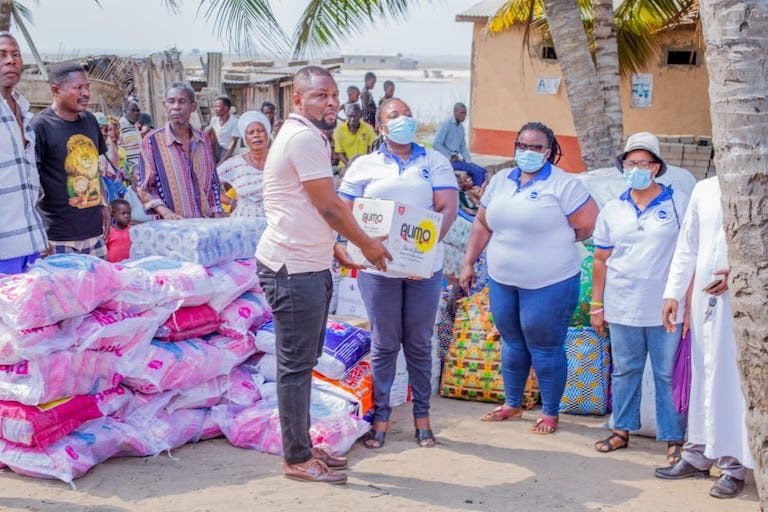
[542,0,614,169]
[699,0,768,506]
[591,0,623,153]
[0,0,12,32]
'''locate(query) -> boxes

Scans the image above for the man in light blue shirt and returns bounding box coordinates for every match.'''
[433,102,471,163]
[433,103,487,186]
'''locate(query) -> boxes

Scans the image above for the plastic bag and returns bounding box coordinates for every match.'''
[103,264,176,314]
[211,400,369,457]
[0,350,125,405]
[129,217,266,268]
[61,306,172,359]
[253,321,276,354]
[219,287,272,337]
[120,256,216,308]
[312,361,374,416]
[0,385,132,448]
[315,320,371,380]
[124,335,255,394]
[0,254,123,330]
[156,304,221,341]
[207,259,259,312]
[0,324,72,365]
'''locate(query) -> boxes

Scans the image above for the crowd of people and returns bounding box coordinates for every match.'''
[0,29,753,497]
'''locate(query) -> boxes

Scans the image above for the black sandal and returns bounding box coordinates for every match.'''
[667,442,684,465]
[415,429,436,448]
[363,430,386,449]
[595,431,629,453]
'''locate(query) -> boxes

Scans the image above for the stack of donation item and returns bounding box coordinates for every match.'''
[0,221,376,485]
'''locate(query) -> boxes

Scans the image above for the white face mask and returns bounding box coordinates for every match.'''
[515,149,547,173]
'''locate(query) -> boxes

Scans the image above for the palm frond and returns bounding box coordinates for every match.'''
[13,1,35,24]
[487,0,699,76]
[292,0,411,58]
[194,0,291,58]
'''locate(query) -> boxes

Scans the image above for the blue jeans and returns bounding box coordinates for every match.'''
[609,323,686,441]
[357,270,443,423]
[488,274,580,416]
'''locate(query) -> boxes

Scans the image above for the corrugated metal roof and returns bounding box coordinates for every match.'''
[456,0,506,22]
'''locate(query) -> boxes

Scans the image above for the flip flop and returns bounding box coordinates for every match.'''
[481,406,523,422]
[530,416,558,435]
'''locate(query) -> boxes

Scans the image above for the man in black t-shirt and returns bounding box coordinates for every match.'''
[31,62,109,258]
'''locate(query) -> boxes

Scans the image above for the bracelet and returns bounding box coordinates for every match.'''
[589,308,604,315]
[590,301,604,306]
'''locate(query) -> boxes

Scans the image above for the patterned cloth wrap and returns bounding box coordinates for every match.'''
[434,285,463,364]
[439,287,540,407]
[442,216,473,278]
[559,326,611,415]
[570,243,595,327]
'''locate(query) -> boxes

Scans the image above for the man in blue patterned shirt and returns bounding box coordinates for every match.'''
[0,32,47,274]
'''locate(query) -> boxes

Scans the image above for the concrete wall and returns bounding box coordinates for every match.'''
[467,23,712,172]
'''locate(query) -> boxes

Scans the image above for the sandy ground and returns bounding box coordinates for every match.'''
[0,398,759,512]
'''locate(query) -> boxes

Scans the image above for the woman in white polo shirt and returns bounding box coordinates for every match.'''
[459,122,598,434]
[591,132,688,464]
[338,98,458,449]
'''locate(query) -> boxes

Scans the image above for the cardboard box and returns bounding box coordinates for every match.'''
[348,198,443,278]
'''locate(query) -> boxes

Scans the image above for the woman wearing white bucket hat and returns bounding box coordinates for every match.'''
[215,111,271,217]
[591,132,690,464]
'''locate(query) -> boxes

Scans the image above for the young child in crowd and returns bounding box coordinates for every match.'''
[107,198,132,263]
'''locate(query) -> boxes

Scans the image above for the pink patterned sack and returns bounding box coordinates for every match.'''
[219,287,272,337]
[156,305,221,341]
[211,401,370,457]
[120,256,216,307]
[207,259,259,312]
[0,350,125,405]
[124,334,255,394]
[0,385,132,448]
[0,255,123,330]
[0,324,72,365]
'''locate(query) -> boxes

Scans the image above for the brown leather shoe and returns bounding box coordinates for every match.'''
[283,459,347,484]
[311,447,348,469]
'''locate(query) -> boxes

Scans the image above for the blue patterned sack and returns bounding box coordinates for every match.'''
[559,326,611,416]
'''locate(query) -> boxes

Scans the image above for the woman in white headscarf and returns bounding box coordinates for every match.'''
[216,111,271,217]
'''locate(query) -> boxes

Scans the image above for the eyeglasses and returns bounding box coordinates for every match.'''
[515,142,546,152]
[623,159,658,170]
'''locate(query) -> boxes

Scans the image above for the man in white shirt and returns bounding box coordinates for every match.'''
[0,32,47,273]
[656,177,753,499]
[256,65,390,485]
[209,95,239,162]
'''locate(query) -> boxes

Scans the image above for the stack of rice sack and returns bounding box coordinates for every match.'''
[559,243,612,416]
[0,253,276,484]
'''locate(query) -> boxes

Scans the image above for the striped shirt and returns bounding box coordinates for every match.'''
[137,123,222,218]
[119,116,141,176]
[0,90,47,259]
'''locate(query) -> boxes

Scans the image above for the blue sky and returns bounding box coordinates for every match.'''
[15,0,475,57]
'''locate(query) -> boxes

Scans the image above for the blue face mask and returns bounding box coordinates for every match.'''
[385,116,418,145]
[623,167,653,190]
[515,149,548,173]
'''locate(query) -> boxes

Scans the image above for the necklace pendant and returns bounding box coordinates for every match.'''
[637,225,644,231]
